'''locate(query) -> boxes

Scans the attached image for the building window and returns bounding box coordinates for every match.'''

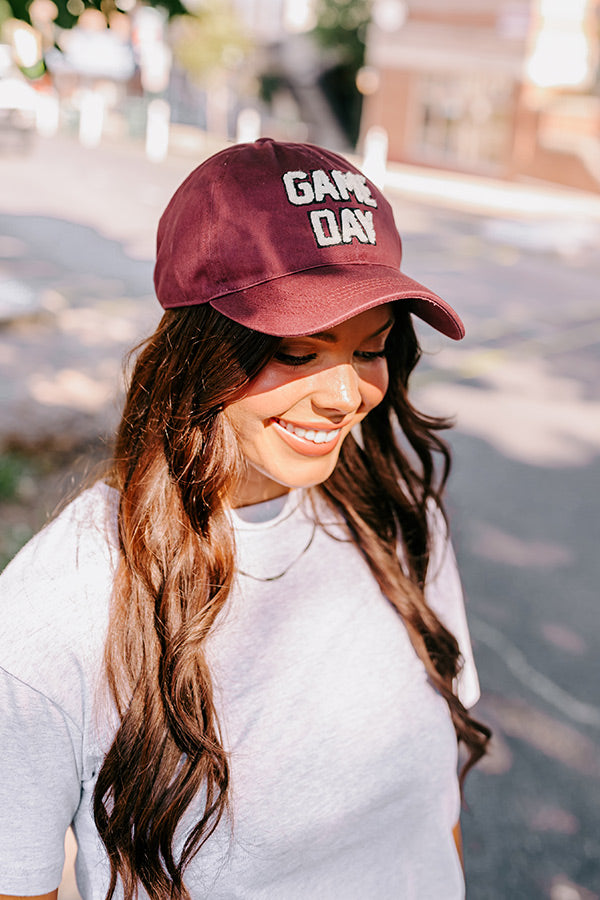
[411,71,513,172]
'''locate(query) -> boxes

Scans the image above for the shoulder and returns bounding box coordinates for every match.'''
[0,479,120,606]
[0,481,120,724]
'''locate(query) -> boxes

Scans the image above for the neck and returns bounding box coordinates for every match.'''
[231,473,291,509]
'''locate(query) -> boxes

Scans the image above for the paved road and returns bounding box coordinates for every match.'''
[1,132,599,899]
[404,207,600,899]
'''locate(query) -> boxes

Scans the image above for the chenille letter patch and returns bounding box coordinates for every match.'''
[282,168,378,248]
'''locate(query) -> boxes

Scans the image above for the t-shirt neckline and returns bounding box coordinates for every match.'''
[229,489,303,528]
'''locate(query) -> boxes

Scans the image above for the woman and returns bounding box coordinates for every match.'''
[0,138,489,899]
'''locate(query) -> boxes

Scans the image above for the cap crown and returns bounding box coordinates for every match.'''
[154,138,402,309]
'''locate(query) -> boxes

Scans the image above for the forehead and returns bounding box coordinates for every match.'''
[299,304,395,342]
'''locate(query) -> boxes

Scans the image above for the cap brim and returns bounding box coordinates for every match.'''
[210,264,464,340]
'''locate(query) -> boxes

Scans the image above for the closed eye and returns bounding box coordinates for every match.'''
[355,349,387,361]
[274,352,318,367]
[275,348,387,366]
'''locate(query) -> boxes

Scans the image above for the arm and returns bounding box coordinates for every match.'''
[453,821,464,870]
[0,894,58,900]
[0,670,80,897]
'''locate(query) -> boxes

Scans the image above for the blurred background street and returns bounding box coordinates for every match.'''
[1,1,600,899]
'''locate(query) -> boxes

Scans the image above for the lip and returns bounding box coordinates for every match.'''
[271,418,344,457]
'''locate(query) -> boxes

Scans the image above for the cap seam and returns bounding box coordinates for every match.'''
[205,159,229,301]
[205,261,404,302]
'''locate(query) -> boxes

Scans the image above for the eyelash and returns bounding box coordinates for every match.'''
[356,349,387,361]
[274,352,316,366]
[274,349,387,367]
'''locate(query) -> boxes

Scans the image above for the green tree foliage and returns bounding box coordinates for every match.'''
[312,0,371,69]
[169,0,251,85]
[8,0,188,30]
[0,0,14,26]
[311,0,372,144]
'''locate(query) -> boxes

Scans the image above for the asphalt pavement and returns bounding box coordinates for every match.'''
[1,129,599,899]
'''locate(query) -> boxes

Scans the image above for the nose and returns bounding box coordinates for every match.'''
[311,363,362,418]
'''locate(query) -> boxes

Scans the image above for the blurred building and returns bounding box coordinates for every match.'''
[228,0,350,148]
[230,0,317,43]
[360,0,600,192]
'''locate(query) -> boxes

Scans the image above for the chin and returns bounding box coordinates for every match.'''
[261,458,340,493]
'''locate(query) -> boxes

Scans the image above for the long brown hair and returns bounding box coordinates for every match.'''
[94,304,489,900]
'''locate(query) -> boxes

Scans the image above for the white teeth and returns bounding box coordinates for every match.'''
[278,420,340,444]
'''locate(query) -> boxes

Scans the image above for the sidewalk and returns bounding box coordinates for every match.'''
[381,158,600,222]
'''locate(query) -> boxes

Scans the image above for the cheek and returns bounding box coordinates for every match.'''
[361,362,389,411]
[225,400,268,457]
[225,374,298,439]
[226,364,308,426]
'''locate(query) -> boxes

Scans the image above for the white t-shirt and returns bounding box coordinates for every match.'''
[0,482,479,899]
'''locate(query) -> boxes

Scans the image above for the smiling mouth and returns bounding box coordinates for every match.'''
[274,418,342,445]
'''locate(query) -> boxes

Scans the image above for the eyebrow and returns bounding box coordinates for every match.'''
[309,316,395,344]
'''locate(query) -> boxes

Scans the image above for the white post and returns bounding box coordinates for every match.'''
[35,91,60,137]
[236,107,261,143]
[78,89,104,148]
[362,125,389,189]
[145,97,170,162]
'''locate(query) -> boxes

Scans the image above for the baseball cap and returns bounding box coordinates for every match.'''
[154,137,464,340]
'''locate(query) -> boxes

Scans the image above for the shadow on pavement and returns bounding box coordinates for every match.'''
[447,432,600,899]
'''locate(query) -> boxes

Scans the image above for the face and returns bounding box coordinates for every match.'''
[226,304,393,507]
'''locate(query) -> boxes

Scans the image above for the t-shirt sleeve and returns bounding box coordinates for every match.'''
[424,506,481,709]
[0,666,82,895]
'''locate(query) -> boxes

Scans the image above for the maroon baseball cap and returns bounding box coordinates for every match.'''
[154,137,464,340]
